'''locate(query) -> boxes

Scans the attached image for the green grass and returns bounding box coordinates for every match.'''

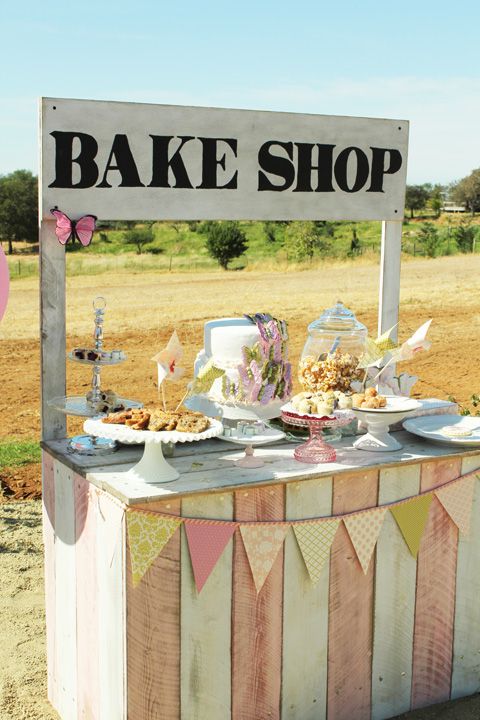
[6,216,480,280]
[0,439,41,468]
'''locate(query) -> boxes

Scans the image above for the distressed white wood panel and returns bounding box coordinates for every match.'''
[378,220,402,385]
[372,464,420,720]
[282,476,333,720]
[41,98,408,221]
[97,493,126,719]
[39,219,66,440]
[53,460,78,720]
[451,457,480,698]
[180,492,234,720]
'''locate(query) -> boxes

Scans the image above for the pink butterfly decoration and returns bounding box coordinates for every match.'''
[50,208,97,247]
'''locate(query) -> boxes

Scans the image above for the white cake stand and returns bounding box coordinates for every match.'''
[351,396,421,452]
[84,418,223,484]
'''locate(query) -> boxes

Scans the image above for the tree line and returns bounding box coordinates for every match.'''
[1,167,480,264]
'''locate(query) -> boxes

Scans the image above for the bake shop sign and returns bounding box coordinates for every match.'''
[41,98,409,221]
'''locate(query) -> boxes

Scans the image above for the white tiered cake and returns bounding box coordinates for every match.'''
[187,315,292,420]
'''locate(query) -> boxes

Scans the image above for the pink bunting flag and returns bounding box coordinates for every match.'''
[435,475,476,536]
[185,522,237,592]
[240,524,289,593]
[344,507,387,574]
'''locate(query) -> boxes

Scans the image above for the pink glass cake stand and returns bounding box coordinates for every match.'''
[281,406,354,463]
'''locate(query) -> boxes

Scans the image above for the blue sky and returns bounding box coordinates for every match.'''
[1,0,479,184]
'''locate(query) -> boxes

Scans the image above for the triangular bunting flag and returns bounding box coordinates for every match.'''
[390,493,433,558]
[185,522,237,592]
[344,507,387,574]
[240,524,289,593]
[435,475,476,536]
[127,511,182,587]
[294,520,340,584]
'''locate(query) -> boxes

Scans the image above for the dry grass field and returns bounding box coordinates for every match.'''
[1,253,479,444]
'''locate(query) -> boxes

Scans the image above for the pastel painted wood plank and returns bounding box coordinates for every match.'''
[327,469,379,720]
[282,476,333,720]
[372,465,421,720]
[53,461,78,720]
[74,474,100,720]
[42,451,56,705]
[127,498,181,720]
[451,456,480,699]
[180,492,234,720]
[232,484,285,720]
[411,458,462,709]
[96,491,126,720]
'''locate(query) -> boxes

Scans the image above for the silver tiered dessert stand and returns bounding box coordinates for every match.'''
[49,296,142,455]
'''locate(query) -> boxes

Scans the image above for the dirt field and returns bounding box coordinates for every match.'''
[1,254,479,447]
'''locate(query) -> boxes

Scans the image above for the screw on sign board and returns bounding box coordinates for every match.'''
[40,98,408,221]
[39,98,409,440]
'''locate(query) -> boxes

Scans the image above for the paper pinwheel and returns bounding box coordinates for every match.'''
[390,319,432,362]
[151,331,185,388]
[189,359,225,396]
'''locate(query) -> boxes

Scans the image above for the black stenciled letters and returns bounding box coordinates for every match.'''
[293,143,335,192]
[334,147,370,193]
[97,134,144,188]
[258,141,295,191]
[367,147,403,192]
[197,138,238,189]
[149,136,194,188]
[49,131,99,188]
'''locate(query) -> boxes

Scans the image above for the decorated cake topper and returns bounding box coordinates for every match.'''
[50,208,97,246]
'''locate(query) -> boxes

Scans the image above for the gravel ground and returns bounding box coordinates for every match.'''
[0,500,478,719]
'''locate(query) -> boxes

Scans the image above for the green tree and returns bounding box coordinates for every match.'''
[263,221,277,243]
[405,185,430,218]
[428,184,444,217]
[122,225,155,254]
[452,169,480,214]
[453,222,476,253]
[283,221,331,262]
[418,222,441,257]
[0,170,38,254]
[205,221,247,269]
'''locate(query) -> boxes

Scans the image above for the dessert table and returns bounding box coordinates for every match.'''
[41,431,480,720]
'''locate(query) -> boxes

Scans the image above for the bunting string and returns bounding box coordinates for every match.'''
[119,470,479,590]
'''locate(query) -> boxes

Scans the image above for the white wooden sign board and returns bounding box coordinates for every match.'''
[41,98,408,221]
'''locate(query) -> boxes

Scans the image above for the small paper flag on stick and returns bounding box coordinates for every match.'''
[240,524,289,593]
[189,359,225,396]
[151,330,185,390]
[185,522,237,592]
[390,493,433,558]
[294,519,340,584]
[344,507,387,574]
[127,511,182,587]
[435,475,476,536]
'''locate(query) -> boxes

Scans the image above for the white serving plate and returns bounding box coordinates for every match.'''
[217,426,285,446]
[351,396,421,452]
[403,414,480,447]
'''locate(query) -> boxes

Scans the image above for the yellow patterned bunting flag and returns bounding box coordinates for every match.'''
[344,507,387,574]
[294,519,340,584]
[390,493,433,558]
[127,511,182,587]
[435,475,476,536]
[240,524,289,593]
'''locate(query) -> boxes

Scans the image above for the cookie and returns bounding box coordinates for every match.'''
[176,413,210,433]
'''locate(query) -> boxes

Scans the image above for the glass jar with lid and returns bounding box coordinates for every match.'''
[299,301,367,395]
[301,301,367,360]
